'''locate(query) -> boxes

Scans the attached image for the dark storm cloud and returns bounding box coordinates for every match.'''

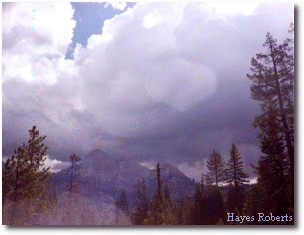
[106,83,261,163]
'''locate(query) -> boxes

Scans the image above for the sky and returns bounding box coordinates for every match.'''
[2,2,294,181]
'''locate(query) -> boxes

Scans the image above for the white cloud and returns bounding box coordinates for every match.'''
[3,154,69,173]
[2,2,76,84]
[43,155,70,173]
[207,2,259,17]
[138,161,155,170]
[72,2,220,136]
[178,159,207,182]
[104,2,126,11]
[143,12,162,28]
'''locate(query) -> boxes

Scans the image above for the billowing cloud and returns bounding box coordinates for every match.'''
[2,2,293,180]
[2,2,76,84]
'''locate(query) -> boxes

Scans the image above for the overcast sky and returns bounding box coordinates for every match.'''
[2,2,294,181]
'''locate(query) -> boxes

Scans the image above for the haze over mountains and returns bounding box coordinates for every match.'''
[49,149,196,206]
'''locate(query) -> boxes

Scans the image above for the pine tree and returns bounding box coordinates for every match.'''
[2,126,51,224]
[225,143,249,213]
[144,191,175,225]
[116,188,130,216]
[207,150,226,187]
[191,183,209,225]
[156,162,162,202]
[242,185,268,225]
[143,163,176,225]
[204,173,213,189]
[144,163,164,225]
[193,174,226,225]
[67,153,82,196]
[115,188,130,225]
[247,28,294,179]
[248,31,294,178]
[164,184,171,203]
[207,187,226,224]
[226,143,249,186]
[132,178,150,225]
[247,26,294,220]
[177,199,192,225]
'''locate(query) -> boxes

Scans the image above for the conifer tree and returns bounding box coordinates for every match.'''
[132,178,149,225]
[164,184,171,203]
[204,173,213,189]
[115,188,130,225]
[242,185,267,225]
[247,26,294,221]
[226,143,249,187]
[192,174,226,225]
[67,153,82,196]
[144,191,175,225]
[191,183,209,225]
[225,143,249,213]
[116,188,130,216]
[207,150,226,187]
[156,162,162,202]
[247,29,294,180]
[207,187,226,224]
[177,199,192,225]
[2,126,51,202]
[143,163,176,225]
[144,163,165,225]
[2,126,51,224]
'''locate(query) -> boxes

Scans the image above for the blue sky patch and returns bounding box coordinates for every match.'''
[65,2,136,59]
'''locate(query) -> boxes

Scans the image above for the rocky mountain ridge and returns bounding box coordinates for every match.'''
[48,149,196,206]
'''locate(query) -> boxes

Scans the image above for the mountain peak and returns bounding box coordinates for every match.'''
[86,149,110,158]
[82,149,117,180]
[160,163,183,176]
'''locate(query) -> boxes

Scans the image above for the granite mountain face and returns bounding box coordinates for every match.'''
[49,149,195,205]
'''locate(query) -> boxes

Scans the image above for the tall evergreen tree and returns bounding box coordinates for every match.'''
[204,173,213,189]
[132,178,150,225]
[116,188,130,216]
[207,150,226,187]
[247,26,294,220]
[242,185,268,225]
[2,126,51,202]
[226,143,249,187]
[144,163,175,225]
[194,174,226,225]
[225,143,249,213]
[207,187,226,224]
[2,126,51,224]
[191,183,209,225]
[164,184,171,203]
[156,162,163,202]
[144,163,165,225]
[177,199,192,225]
[247,28,294,182]
[67,153,82,196]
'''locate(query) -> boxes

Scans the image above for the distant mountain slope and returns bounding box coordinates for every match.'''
[83,149,119,181]
[48,149,196,206]
[82,149,152,192]
[145,163,195,201]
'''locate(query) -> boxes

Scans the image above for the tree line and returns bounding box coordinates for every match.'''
[116,143,249,225]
